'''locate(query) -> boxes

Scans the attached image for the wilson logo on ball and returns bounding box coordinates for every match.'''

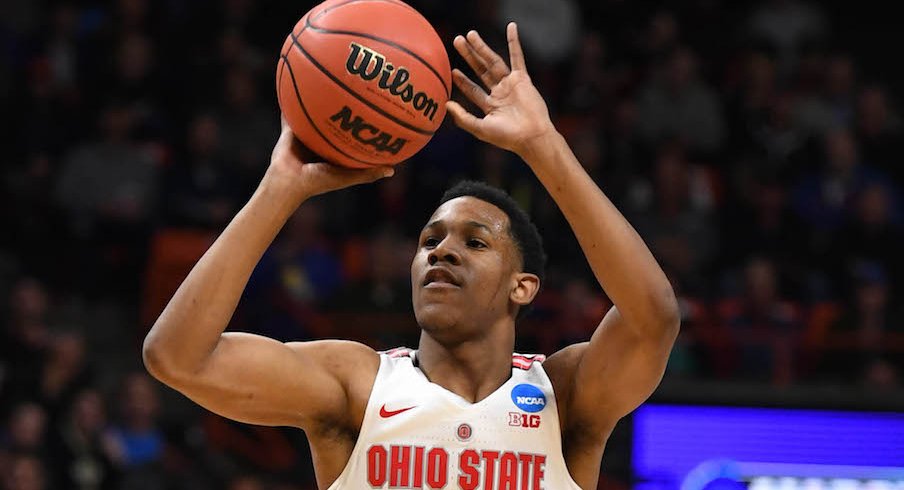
[330,105,408,155]
[345,43,439,121]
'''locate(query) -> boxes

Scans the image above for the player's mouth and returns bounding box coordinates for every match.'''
[423,267,461,289]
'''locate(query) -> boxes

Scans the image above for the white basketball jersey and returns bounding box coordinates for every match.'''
[326,348,582,490]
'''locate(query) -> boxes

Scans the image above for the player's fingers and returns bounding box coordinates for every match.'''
[453,35,492,89]
[445,100,484,137]
[466,30,511,84]
[280,113,290,132]
[278,114,294,141]
[507,22,527,73]
[452,69,491,113]
[273,114,303,161]
[365,166,394,182]
[322,162,394,185]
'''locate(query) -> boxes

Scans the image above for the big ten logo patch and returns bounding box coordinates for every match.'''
[508,412,541,429]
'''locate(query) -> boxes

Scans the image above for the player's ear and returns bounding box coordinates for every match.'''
[511,272,540,306]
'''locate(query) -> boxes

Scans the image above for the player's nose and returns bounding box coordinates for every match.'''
[427,237,461,266]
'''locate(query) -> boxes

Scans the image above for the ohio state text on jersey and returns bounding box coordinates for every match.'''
[326,348,582,490]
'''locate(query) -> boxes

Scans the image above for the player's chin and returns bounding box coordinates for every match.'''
[413,302,460,331]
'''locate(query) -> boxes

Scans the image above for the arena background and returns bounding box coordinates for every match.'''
[1,0,903,489]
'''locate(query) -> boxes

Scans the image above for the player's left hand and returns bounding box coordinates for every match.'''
[446,22,557,158]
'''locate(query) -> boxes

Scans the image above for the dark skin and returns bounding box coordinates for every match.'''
[411,197,539,404]
[143,23,679,489]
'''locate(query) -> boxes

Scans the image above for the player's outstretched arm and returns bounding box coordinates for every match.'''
[142,118,392,430]
[447,24,680,431]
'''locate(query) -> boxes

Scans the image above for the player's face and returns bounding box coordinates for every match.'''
[411,197,523,337]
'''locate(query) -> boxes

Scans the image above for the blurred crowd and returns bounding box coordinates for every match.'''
[2,0,903,488]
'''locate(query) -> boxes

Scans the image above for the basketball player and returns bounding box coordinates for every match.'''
[143,24,679,489]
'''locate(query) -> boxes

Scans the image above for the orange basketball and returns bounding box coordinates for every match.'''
[276,0,451,168]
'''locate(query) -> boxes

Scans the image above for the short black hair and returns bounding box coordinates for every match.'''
[440,181,547,318]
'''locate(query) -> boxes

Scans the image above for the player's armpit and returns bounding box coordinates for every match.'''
[152,334,379,430]
[547,306,678,433]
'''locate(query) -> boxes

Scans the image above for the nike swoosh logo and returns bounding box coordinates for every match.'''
[379,404,416,418]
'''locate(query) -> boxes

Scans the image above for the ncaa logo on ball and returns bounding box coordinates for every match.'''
[510,384,546,413]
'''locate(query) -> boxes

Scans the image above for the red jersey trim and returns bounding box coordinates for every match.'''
[381,349,545,368]
[382,347,412,358]
[512,354,546,370]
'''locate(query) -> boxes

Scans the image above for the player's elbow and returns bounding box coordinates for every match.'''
[142,330,190,385]
[142,332,169,381]
[654,286,681,341]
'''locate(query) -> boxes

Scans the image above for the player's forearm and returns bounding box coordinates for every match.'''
[521,132,679,334]
[143,180,309,379]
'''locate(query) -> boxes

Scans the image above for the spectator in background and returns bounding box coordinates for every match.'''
[816,263,902,384]
[745,0,827,79]
[750,93,808,180]
[499,0,579,64]
[793,53,857,137]
[640,10,681,67]
[551,277,608,351]
[855,85,903,180]
[863,359,900,390]
[664,269,712,380]
[3,452,47,490]
[4,403,48,459]
[37,332,93,424]
[725,50,779,159]
[102,32,169,140]
[564,32,622,115]
[105,373,164,480]
[228,475,266,490]
[569,123,605,185]
[113,0,161,39]
[792,128,902,297]
[832,183,903,295]
[217,67,278,188]
[600,99,646,205]
[720,172,808,295]
[49,388,119,490]
[637,46,725,155]
[792,127,891,233]
[328,227,412,315]
[1,152,66,278]
[43,3,82,93]
[163,113,239,228]
[55,102,160,295]
[1,279,52,410]
[201,414,300,485]
[717,256,804,384]
[15,3,86,155]
[628,142,718,295]
[243,202,340,341]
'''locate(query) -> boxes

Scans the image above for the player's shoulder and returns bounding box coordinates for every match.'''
[286,339,381,375]
[286,338,377,355]
[542,342,589,406]
[544,342,589,375]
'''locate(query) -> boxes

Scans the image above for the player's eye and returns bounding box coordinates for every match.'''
[423,237,440,248]
[467,239,486,249]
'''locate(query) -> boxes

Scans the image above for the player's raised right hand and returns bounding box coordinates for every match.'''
[263,115,394,202]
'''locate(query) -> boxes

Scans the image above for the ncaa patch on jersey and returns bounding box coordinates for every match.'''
[511,384,546,413]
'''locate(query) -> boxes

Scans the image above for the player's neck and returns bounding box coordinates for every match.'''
[415,326,515,404]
